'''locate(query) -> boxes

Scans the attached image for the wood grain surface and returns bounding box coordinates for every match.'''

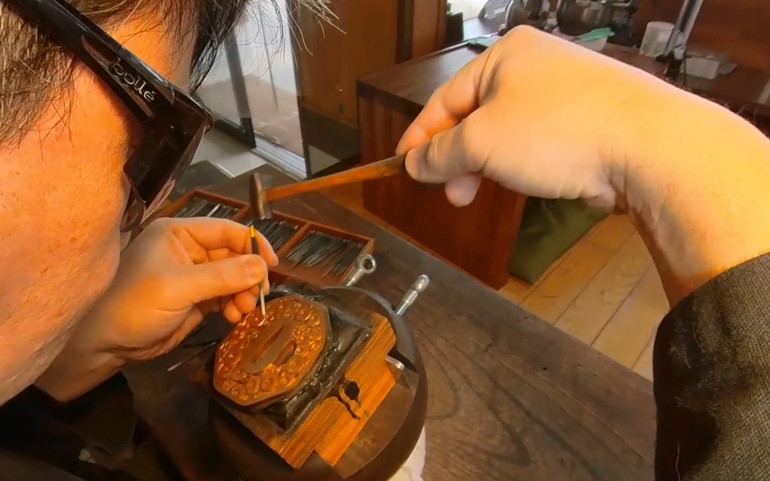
[314,314,397,468]
[594,268,669,370]
[126,165,655,481]
[520,240,614,324]
[554,233,653,344]
[583,215,637,252]
[634,337,656,381]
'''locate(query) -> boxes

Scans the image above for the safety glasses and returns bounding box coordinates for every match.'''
[6,0,214,232]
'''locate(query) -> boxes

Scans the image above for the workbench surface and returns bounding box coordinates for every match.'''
[125,164,656,481]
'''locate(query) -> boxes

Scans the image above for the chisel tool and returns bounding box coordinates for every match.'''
[250,225,266,317]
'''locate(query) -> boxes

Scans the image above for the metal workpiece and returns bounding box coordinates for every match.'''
[342,254,377,287]
[214,295,331,408]
[394,275,430,316]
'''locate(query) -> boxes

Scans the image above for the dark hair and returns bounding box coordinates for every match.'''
[0,0,249,144]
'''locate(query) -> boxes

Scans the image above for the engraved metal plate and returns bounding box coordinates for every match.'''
[213,295,330,408]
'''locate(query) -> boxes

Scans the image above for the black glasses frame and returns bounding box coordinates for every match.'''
[5,0,214,231]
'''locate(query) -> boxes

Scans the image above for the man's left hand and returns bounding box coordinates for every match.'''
[36,217,277,401]
[89,217,277,360]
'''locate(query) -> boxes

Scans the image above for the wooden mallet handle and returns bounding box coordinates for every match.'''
[265,155,407,202]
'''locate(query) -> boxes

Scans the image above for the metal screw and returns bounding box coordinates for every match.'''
[394,275,430,316]
[342,254,377,287]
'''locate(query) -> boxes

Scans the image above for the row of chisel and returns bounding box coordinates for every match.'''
[174,198,240,219]
[285,230,366,278]
[247,218,299,251]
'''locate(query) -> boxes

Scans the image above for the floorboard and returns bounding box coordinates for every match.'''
[583,214,637,251]
[634,335,656,381]
[553,232,653,344]
[520,240,614,324]
[593,267,669,369]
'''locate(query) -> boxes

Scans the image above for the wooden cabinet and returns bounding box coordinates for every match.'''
[288,0,446,175]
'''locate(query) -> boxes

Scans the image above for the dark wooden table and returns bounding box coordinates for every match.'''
[124,164,655,481]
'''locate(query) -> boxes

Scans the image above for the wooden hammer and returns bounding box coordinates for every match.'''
[249,154,409,220]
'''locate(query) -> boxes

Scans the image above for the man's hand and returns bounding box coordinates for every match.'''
[36,217,278,401]
[397,26,661,210]
[398,26,770,305]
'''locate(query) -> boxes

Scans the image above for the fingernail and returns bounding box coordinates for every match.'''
[405,152,418,178]
[244,256,264,285]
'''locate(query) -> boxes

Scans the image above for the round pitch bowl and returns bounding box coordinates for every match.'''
[210,287,428,481]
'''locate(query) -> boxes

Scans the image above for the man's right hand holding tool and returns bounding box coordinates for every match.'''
[398,26,770,307]
[399,27,770,481]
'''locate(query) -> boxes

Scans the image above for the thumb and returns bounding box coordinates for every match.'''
[444,173,483,207]
[180,255,268,305]
[405,109,490,184]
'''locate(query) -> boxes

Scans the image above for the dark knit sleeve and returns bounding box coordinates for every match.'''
[654,252,770,480]
[0,450,84,481]
[0,374,139,481]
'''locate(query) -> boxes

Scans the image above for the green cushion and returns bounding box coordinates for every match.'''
[509,198,607,284]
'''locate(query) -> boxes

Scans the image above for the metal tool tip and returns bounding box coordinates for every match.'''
[413,274,430,292]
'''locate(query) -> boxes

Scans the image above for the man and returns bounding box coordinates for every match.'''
[0,0,279,478]
[0,0,279,405]
[1,0,769,477]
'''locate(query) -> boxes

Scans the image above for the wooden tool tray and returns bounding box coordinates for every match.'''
[143,189,375,287]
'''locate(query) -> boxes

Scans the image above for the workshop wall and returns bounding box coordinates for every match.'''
[636,0,770,71]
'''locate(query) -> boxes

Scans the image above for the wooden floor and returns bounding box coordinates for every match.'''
[322,184,669,381]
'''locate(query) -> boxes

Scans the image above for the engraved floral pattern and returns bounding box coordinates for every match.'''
[213,295,329,407]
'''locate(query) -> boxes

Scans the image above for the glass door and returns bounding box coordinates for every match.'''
[197,1,307,178]
[200,34,257,149]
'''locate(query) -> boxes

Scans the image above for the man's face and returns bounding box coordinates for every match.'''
[0,14,194,403]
